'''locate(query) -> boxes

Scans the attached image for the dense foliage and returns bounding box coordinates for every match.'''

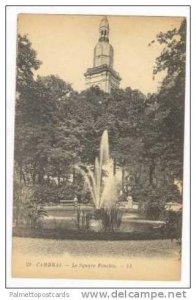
[14,20,185,222]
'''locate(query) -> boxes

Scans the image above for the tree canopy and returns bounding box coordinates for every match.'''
[14,19,186,219]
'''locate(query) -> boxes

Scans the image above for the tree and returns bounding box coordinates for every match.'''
[126,19,186,220]
[16,34,41,92]
[130,19,186,217]
[15,34,42,185]
[151,19,186,181]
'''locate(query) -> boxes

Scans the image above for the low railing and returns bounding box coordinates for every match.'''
[59,200,77,206]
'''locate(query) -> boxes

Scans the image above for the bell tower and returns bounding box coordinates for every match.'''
[99,16,110,42]
[84,16,121,94]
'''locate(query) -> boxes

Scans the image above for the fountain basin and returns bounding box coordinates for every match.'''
[89,219,103,232]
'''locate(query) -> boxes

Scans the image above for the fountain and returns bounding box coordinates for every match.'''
[75,130,121,232]
[41,131,166,237]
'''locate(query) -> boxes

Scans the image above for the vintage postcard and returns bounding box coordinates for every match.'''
[12,13,186,281]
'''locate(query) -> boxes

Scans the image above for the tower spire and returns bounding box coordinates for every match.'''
[99,16,109,42]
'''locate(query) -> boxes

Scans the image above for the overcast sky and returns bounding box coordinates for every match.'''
[18,14,183,95]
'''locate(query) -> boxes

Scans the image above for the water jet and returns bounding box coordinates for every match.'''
[75,130,121,232]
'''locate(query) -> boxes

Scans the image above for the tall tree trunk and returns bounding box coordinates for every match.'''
[38,166,44,184]
[73,167,76,184]
[32,171,36,184]
[113,157,116,175]
[149,158,155,186]
[122,167,125,191]
[57,174,60,187]
[20,166,26,185]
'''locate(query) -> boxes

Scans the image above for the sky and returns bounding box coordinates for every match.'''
[17,14,183,95]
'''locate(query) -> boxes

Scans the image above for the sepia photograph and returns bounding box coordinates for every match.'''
[11,12,186,281]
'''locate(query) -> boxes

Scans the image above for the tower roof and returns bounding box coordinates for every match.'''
[99,16,110,42]
[100,16,109,29]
